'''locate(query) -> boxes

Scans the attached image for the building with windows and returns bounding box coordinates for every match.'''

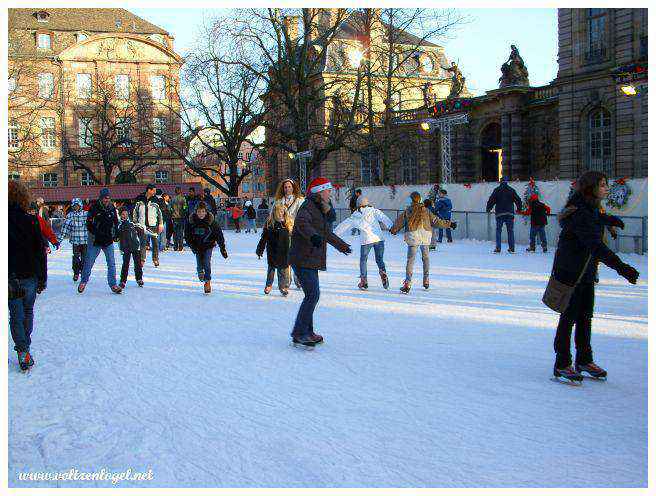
[8,8,185,189]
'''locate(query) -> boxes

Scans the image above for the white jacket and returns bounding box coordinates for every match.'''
[334,206,393,245]
[132,199,163,230]
[275,195,304,222]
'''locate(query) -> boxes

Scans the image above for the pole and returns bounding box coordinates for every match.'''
[300,156,307,193]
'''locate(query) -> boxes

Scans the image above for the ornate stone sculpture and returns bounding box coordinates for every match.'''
[443,62,465,99]
[498,44,529,88]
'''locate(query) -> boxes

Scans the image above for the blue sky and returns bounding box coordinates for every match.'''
[131,8,558,95]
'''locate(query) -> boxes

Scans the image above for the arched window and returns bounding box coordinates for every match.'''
[588,108,612,175]
[401,146,418,184]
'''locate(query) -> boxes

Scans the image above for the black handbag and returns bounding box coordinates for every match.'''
[542,255,592,313]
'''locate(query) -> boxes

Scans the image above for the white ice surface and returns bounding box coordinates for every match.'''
[8,232,648,487]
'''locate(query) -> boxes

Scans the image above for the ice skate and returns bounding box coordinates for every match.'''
[111,285,122,294]
[552,365,583,385]
[379,270,389,289]
[137,280,144,287]
[204,281,211,294]
[576,362,607,380]
[292,336,316,350]
[119,281,126,289]
[280,288,289,297]
[526,246,536,252]
[423,276,429,290]
[310,332,324,344]
[493,248,501,253]
[17,351,34,371]
[400,280,411,294]
[77,282,86,293]
[264,286,272,295]
[358,277,368,290]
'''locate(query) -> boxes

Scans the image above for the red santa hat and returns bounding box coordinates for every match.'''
[307,177,333,195]
[529,194,539,202]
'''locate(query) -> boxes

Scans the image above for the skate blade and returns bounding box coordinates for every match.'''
[291,342,316,351]
[581,373,607,381]
[550,376,582,386]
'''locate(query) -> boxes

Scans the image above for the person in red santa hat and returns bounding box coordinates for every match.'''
[520,194,551,252]
[288,177,352,348]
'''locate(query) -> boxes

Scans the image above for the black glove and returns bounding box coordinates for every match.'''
[450,221,458,229]
[256,250,262,259]
[54,241,61,250]
[340,245,352,255]
[609,228,618,240]
[607,216,625,230]
[310,234,323,248]
[617,263,639,284]
[220,246,228,259]
[36,280,46,294]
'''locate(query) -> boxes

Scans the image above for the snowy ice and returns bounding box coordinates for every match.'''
[8,232,648,487]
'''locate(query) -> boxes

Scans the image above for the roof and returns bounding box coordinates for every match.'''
[8,8,169,35]
[334,12,440,48]
[30,182,202,203]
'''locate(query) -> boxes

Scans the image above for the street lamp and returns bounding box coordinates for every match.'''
[620,85,638,96]
[348,48,364,69]
[288,150,312,192]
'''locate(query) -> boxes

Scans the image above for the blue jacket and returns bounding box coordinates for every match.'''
[486,183,522,217]
[434,197,453,220]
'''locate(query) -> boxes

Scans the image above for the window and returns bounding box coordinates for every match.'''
[360,149,380,186]
[401,147,418,184]
[115,74,129,100]
[259,183,265,192]
[9,77,17,93]
[40,117,56,148]
[43,172,58,187]
[8,171,20,181]
[8,121,19,149]
[115,19,122,28]
[79,117,93,148]
[588,108,612,176]
[80,170,94,186]
[76,73,92,98]
[76,32,88,42]
[152,117,166,147]
[116,117,132,146]
[242,183,249,193]
[38,73,54,99]
[155,170,169,183]
[35,11,49,22]
[37,33,51,49]
[150,75,165,100]
[586,9,607,62]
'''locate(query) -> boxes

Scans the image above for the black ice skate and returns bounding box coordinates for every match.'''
[576,362,607,380]
[292,336,317,350]
[358,277,368,290]
[18,351,34,371]
[423,276,429,290]
[526,246,536,252]
[137,280,144,287]
[553,365,583,385]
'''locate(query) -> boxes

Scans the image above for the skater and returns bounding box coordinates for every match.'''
[171,186,187,251]
[184,201,229,294]
[521,194,551,253]
[424,198,438,250]
[57,198,88,282]
[187,187,200,214]
[78,188,122,294]
[160,192,173,251]
[390,192,457,293]
[435,189,453,243]
[486,176,523,253]
[229,203,243,232]
[244,201,258,233]
[132,184,164,267]
[289,177,352,348]
[273,179,305,288]
[548,171,639,382]
[334,196,393,290]
[348,188,362,235]
[256,202,292,296]
[9,180,47,371]
[202,188,218,215]
[117,207,152,289]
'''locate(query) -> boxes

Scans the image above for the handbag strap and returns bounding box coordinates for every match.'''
[574,254,593,286]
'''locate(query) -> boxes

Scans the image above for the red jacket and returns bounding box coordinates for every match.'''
[37,215,58,246]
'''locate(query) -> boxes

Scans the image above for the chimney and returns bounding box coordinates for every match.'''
[283,15,299,41]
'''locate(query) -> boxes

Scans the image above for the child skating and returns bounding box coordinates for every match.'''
[256,203,292,296]
[117,207,154,289]
[57,198,88,282]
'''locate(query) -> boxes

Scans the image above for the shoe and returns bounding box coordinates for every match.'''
[429,246,436,251]
[553,365,583,382]
[153,260,159,267]
[73,273,79,282]
[111,285,122,294]
[310,332,324,344]
[447,240,453,243]
[526,247,536,252]
[264,286,272,295]
[508,249,515,254]
[137,280,144,287]
[204,281,211,294]
[280,288,289,297]
[400,280,411,294]
[292,336,316,349]
[576,362,607,379]
[423,276,429,290]
[379,270,389,289]
[77,282,86,293]
[358,277,368,290]
[543,247,548,253]
[18,350,34,370]
[119,282,126,289]
[198,273,204,282]
[493,248,501,253]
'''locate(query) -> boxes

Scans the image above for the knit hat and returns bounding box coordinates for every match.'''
[307,177,333,195]
[356,196,369,208]
[71,198,83,207]
[99,188,110,199]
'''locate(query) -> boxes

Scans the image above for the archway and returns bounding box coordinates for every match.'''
[480,122,502,182]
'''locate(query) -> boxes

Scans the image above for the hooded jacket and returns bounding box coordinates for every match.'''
[184,211,225,253]
[390,204,452,246]
[117,219,145,253]
[86,200,119,247]
[334,205,393,246]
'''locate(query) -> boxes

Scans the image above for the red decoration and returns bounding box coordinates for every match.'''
[464,183,472,189]
[615,177,627,185]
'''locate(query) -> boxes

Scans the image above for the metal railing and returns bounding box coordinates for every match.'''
[333,209,647,255]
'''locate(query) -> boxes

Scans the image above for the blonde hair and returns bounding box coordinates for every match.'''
[266,202,293,232]
[274,179,302,202]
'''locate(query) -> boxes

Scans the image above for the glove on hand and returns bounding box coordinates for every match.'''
[220,246,229,259]
[617,263,639,284]
[450,221,458,229]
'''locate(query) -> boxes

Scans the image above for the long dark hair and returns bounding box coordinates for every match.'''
[574,171,608,208]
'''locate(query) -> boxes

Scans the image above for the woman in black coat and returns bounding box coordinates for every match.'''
[550,171,639,381]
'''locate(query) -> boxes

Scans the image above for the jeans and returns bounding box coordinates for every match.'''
[530,225,547,250]
[266,264,290,290]
[291,267,320,338]
[158,223,167,251]
[72,244,87,277]
[554,283,595,368]
[140,228,159,264]
[405,245,429,282]
[120,251,143,283]
[81,243,117,287]
[495,215,515,251]
[233,218,240,232]
[173,218,185,250]
[166,219,174,246]
[195,248,213,281]
[438,227,452,242]
[8,277,37,352]
[246,218,257,232]
[360,241,386,278]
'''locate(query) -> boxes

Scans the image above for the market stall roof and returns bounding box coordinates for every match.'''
[29,182,202,203]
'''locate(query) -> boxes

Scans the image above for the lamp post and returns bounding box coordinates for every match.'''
[420,114,469,184]
[288,150,312,192]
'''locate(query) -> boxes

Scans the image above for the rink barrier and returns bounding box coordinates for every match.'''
[333,209,647,255]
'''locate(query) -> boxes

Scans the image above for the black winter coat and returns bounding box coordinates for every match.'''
[486,183,523,216]
[256,221,291,268]
[246,206,257,220]
[551,192,623,285]
[528,200,550,227]
[117,220,143,253]
[86,201,119,247]
[9,203,46,282]
[184,212,225,253]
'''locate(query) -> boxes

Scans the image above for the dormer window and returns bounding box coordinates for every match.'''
[115,19,122,28]
[35,10,50,23]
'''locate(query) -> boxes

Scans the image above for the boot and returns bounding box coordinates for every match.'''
[292,336,316,349]
[137,280,144,287]
[77,282,86,293]
[111,285,122,294]
[119,281,126,289]
[264,286,272,295]
[358,277,368,290]
[423,275,429,290]
[379,269,389,289]
[542,246,548,253]
[553,365,583,383]
[310,332,324,344]
[526,246,536,252]
[153,260,160,267]
[576,362,607,379]
[280,288,289,297]
[400,280,411,294]
[18,350,34,371]
[493,248,501,253]
[204,281,211,294]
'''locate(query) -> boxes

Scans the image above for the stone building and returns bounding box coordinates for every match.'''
[8,8,185,189]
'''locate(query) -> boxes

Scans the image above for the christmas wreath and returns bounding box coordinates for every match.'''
[389,184,397,200]
[606,177,632,210]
